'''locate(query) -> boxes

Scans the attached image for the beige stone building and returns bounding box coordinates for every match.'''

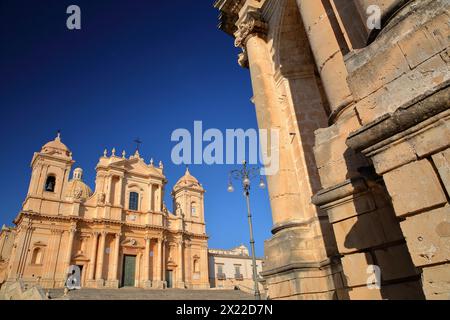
[0,134,210,289]
[208,245,263,292]
[214,0,449,299]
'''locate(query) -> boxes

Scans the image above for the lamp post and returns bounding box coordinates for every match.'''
[227,160,265,300]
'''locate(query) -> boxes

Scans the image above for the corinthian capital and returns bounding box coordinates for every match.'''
[234,9,267,48]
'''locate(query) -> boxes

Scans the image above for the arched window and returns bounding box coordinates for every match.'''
[191,202,197,216]
[129,192,139,211]
[44,176,56,192]
[31,248,43,265]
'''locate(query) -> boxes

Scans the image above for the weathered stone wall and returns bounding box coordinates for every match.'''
[215,0,449,299]
[344,0,450,299]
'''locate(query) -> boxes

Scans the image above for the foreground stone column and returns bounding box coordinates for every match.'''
[152,237,163,288]
[235,11,304,228]
[233,7,338,299]
[296,0,353,117]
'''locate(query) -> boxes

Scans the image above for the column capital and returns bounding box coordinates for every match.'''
[51,229,64,235]
[68,226,77,234]
[115,232,122,239]
[91,231,100,237]
[234,8,267,49]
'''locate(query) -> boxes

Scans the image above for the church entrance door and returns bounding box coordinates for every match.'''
[122,255,136,287]
[166,270,173,288]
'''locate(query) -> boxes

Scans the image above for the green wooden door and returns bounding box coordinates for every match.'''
[166,270,173,288]
[122,255,136,287]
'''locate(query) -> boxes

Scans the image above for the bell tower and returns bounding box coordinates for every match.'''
[23,132,75,213]
[172,167,206,234]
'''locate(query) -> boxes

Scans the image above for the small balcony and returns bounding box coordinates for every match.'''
[217,273,226,280]
[234,274,243,281]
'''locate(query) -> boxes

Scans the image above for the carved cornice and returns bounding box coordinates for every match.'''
[68,226,77,234]
[214,0,245,36]
[312,177,368,207]
[234,9,268,48]
[347,86,450,152]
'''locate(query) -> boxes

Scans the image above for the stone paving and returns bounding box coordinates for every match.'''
[48,288,256,300]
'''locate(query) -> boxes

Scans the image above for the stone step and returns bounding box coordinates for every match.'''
[47,288,257,300]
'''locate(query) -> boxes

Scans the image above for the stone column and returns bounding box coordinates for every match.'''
[17,224,33,278]
[177,239,184,288]
[108,232,121,288]
[184,241,191,288]
[161,238,166,284]
[41,229,56,285]
[235,10,304,227]
[64,227,76,274]
[51,230,63,286]
[233,7,336,299]
[295,0,353,116]
[152,237,163,288]
[88,232,99,283]
[201,244,209,287]
[143,237,152,288]
[95,231,107,286]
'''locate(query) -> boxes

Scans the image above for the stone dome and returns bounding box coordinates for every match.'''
[173,167,203,191]
[41,132,71,158]
[65,168,92,201]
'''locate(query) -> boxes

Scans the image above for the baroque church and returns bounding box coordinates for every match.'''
[0,133,210,289]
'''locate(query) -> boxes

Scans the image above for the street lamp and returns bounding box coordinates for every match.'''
[227,160,265,300]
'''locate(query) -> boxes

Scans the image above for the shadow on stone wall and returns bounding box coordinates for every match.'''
[342,148,425,300]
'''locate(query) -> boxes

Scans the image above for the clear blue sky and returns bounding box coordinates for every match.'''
[0,1,273,256]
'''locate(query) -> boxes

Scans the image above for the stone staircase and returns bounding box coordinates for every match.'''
[48,288,256,300]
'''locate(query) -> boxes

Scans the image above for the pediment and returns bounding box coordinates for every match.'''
[121,238,144,248]
[109,158,163,178]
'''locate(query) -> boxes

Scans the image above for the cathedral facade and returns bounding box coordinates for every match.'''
[0,134,210,289]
